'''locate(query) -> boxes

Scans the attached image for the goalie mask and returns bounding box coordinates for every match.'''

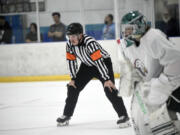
[120,11,149,47]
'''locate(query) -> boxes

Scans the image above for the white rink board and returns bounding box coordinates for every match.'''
[0,40,119,76]
[0,38,180,77]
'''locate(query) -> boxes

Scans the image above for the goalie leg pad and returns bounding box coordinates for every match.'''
[131,94,152,135]
[149,104,179,135]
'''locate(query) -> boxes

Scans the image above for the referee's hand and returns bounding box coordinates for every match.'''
[104,80,116,92]
[68,80,77,88]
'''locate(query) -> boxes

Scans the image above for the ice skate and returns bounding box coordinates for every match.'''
[57,115,71,126]
[117,116,131,128]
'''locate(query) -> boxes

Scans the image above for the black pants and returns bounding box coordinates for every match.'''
[63,58,128,118]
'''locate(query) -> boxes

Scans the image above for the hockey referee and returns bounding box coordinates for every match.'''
[56,23,130,128]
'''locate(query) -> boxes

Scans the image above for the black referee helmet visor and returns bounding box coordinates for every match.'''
[66,23,83,35]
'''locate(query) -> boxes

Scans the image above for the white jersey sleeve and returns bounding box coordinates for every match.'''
[117,39,142,97]
[117,40,133,97]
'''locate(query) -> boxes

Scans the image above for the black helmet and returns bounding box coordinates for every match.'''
[66,23,83,35]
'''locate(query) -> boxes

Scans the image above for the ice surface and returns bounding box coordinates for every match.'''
[0,79,134,135]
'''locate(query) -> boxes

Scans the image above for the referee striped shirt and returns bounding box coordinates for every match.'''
[66,34,110,81]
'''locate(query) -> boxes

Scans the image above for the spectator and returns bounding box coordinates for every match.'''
[155,9,179,37]
[48,12,66,41]
[0,16,12,44]
[102,14,115,40]
[25,23,43,43]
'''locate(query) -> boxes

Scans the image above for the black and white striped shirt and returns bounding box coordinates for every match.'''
[66,34,110,81]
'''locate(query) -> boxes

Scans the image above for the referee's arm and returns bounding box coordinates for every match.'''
[66,44,78,80]
[87,42,110,81]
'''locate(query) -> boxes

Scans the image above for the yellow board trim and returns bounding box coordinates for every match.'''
[0,74,120,83]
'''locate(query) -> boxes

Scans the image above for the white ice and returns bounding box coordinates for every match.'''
[0,79,135,135]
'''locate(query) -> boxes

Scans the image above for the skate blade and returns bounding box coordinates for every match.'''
[57,121,69,127]
[118,121,131,128]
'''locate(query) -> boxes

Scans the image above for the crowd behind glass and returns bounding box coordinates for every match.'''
[0,0,180,45]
